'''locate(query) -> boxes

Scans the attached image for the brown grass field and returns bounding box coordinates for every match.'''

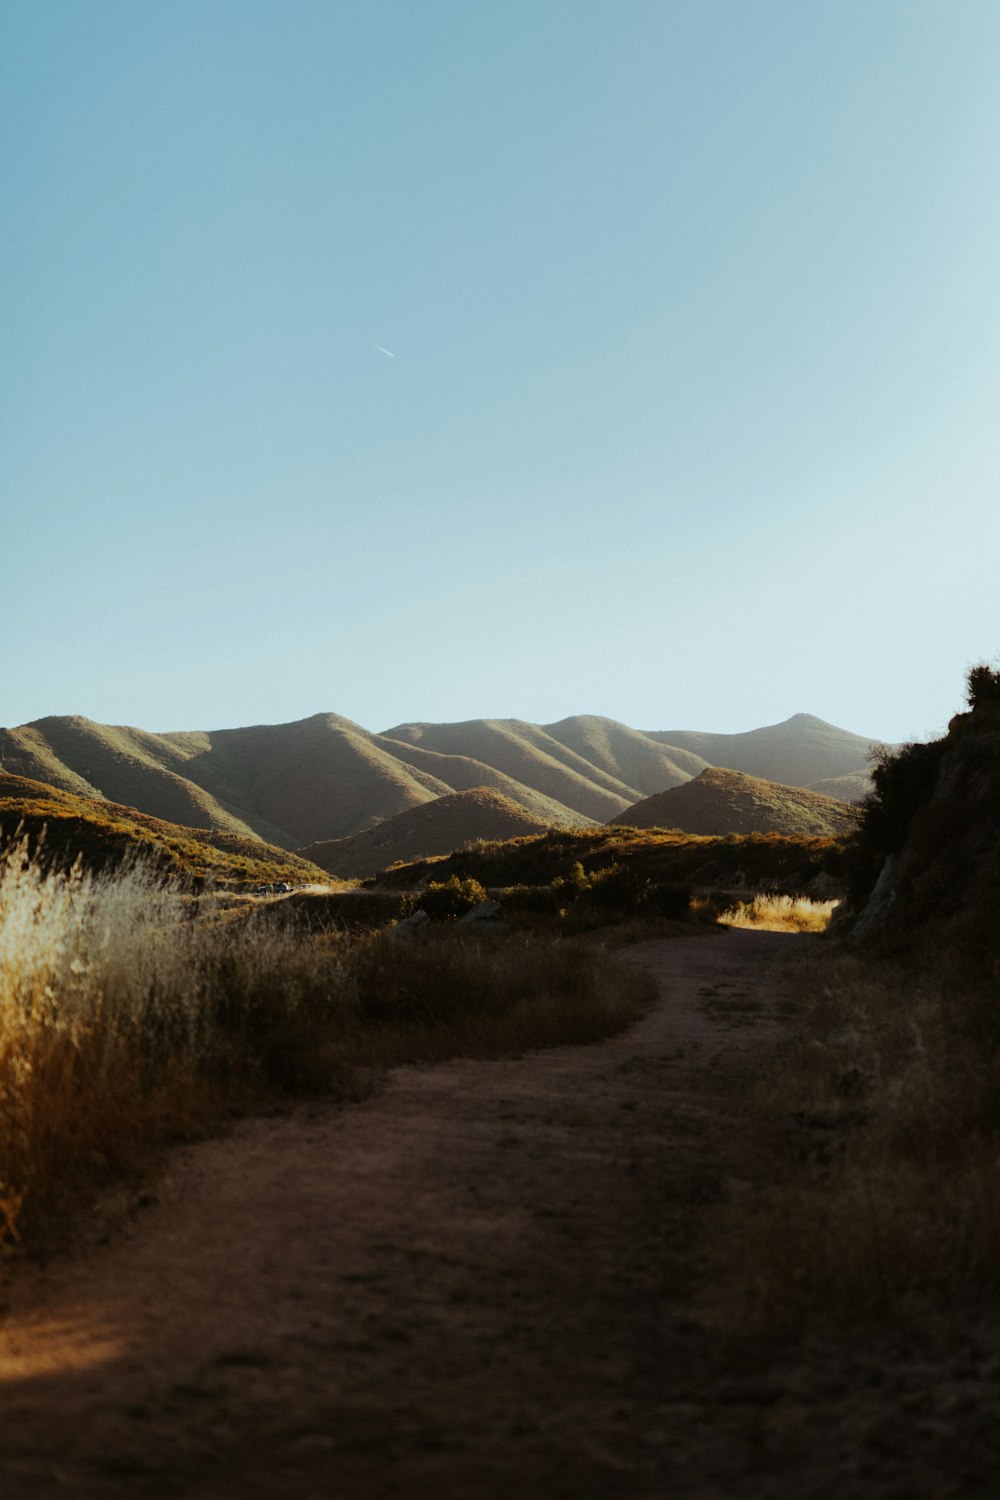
[0,840,653,1249]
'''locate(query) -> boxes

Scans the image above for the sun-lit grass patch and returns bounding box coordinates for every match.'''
[0,842,653,1248]
[717,893,840,932]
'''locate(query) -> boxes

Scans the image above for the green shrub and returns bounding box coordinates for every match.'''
[856,661,1000,886]
[864,740,946,856]
[967,662,1000,712]
[496,882,562,915]
[845,737,948,907]
[499,873,689,926]
[557,860,590,897]
[580,863,643,910]
[404,874,488,921]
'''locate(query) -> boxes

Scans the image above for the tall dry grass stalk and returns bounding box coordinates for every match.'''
[0,843,653,1247]
[718,893,839,933]
[1,845,193,1240]
[0,841,344,1243]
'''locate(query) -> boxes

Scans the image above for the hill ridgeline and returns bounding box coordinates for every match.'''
[0,709,881,866]
[614,766,860,839]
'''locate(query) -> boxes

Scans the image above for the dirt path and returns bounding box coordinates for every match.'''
[0,931,993,1498]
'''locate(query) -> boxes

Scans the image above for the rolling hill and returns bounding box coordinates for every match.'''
[0,715,587,848]
[0,772,330,886]
[0,709,878,853]
[300,787,552,879]
[644,713,878,788]
[540,715,711,793]
[614,766,861,838]
[804,770,872,803]
[380,718,646,822]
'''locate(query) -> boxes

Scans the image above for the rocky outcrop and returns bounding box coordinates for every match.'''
[850,855,897,939]
[850,695,1000,961]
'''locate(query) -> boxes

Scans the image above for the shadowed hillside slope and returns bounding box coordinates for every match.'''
[540,716,710,793]
[0,773,330,886]
[804,770,871,803]
[1,710,878,852]
[380,718,640,821]
[0,715,580,849]
[300,787,552,878]
[349,737,582,829]
[615,766,859,838]
[160,714,456,847]
[0,718,269,841]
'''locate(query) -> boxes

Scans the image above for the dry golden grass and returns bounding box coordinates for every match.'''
[0,842,653,1248]
[703,946,1000,1328]
[718,893,840,932]
[0,772,334,887]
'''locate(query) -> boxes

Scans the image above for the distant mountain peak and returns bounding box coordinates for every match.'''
[781,712,836,729]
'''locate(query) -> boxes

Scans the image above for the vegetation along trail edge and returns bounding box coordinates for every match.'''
[0,930,979,1499]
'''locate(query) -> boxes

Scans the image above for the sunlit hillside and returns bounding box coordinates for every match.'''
[381,717,644,821]
[616,766,860,837]
[0,709,878,852]
[300,787,552,879]
[541,715,711,791]
[646,712,881,788]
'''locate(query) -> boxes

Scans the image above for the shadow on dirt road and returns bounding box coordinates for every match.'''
[0,930,993,1498]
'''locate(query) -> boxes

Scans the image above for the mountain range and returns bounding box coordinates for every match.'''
[0,710,881,858]
[0,772,330,886]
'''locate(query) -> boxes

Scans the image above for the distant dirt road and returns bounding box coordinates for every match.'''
[0,931,993,1498]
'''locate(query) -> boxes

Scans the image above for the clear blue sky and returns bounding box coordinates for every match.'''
[4,1,998,744]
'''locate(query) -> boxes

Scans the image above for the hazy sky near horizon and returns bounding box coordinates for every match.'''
[4,0,998,745]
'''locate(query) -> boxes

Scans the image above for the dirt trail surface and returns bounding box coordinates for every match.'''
[0,930,994,1498]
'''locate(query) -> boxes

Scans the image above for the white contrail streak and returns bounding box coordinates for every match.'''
[369,342,396,358]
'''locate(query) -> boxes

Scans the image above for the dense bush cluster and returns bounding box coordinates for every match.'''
[403,874,488,920]
[374,825,843,911]
[966,663,1000,712]
[496,860,692,929]
[848,661,1000,909]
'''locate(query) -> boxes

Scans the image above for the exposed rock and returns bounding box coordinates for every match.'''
[850,855,897,940]
[386,909,431,941]
[457,900,508,931]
